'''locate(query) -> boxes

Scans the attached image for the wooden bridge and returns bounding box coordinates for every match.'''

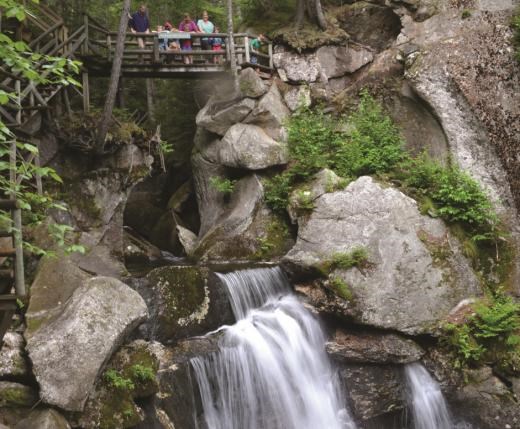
[80,15,274,79]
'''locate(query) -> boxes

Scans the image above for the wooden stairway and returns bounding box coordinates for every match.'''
[0,198,25,348]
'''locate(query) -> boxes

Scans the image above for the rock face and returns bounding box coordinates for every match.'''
[326,329,424,364]
[0,382,37,408]
[26,277,148,412]
[316,45,374,80]
[217,124,288,170]
[142,266,234,343]
[284,176,481,335]
[15,409,71,429]
[273,48,321,83]
[238,67,268,98]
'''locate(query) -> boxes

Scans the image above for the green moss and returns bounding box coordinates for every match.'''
[0,385,37,407]
[252,217,292,261]
[329,276,353,301]
[316,246,370,275]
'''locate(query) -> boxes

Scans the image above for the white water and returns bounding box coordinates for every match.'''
[405,363,454,429]
[191,267,355,429]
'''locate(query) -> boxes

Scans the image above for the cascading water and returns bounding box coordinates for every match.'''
[405,363,473,429]
[191,267,355,429]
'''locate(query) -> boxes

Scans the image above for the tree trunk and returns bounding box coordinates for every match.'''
[146,78,156,127]
[227,0,239,93]
[296,0,305,29]
[314,0,327,30]
[95,0,131,153]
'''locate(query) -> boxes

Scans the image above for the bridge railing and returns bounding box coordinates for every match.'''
[83,15,274,71]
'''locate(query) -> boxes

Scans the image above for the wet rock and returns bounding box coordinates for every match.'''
[0,382,37,408]
[340,364,405,422]
[284,85,311,112]
[15,409,71,429]
[0,333,29,380]
[176,225,198,256]
[243,84,290,139]
[217,124,288,170]
[196,96,256,136]
[149,211,182,254]
[144,266,233,342]
[283,176,481,335]
[273,48,321,83]
[239,67,268,98]
[316,45,374,80]
[327,329,424,364]
[26,277,148,412]
[123,230,162,265]
[80,340,160,429]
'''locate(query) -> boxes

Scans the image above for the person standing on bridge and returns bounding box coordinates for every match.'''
[197,11,215,54]
[129,4,150,49]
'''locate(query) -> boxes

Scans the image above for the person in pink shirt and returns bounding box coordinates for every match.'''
[178,14,199,65]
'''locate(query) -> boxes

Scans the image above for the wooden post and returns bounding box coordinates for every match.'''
[244,36,250,64]
[226,0,239,92]
[82,72,90,113]
[13,206,25,296]
[82,14,89,55]
[153,35,160,64]
[63,87,72,118]
[268,43,273,69]
[34,148,43,196]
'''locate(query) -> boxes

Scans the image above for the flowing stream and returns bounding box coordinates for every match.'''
[405,363,472,429]
[191,266,355,429]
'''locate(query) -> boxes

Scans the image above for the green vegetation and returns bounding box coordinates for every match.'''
[210,176,236,195]
[104,369,135,391]
[253,218,291,260]
[329,276,353,301]
[461,9,472,19]
[512,9,520,62]
[443,294,520,375]
[130,364,156,382]
[330,247,369,270]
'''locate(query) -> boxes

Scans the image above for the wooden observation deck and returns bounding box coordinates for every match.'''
[79,15,274,79]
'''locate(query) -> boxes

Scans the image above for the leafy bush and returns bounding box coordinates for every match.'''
[443,295,520,374]
[330,247,369,270]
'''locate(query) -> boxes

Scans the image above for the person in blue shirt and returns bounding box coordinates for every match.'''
[129,4,150,48]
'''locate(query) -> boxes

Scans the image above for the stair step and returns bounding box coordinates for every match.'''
[0,249,16,258]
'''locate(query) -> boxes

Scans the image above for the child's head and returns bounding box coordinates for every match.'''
[164,21,172,30]
[258,33,266,42]
[214,26,219,32]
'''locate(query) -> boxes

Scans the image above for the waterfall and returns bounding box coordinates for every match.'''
[191,267,355,429]
[405,363,456,429]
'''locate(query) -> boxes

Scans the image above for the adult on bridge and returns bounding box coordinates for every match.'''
[129,4,150,48]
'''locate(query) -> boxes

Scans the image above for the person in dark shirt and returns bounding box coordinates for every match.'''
[129,4,150,48]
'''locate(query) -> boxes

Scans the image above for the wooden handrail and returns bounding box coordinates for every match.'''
[29,21,63,49]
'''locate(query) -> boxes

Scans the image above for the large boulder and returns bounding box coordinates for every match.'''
[283,176,481,335]
[216,124,288,170]
[316,45,374,80]
[284,85,311,112]
[196,96,256,136]
[193,175,293,261]
[15,409,71,429]
[238,67,268,98]
[140,266,234,343]
[26,277,148,412]
[0,333,29,380]
[273,48,321,83]
[243,84,290,139]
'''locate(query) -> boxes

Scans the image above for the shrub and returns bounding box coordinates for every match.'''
[330,247,369,270]
[443,295,520,374]
[329,277,353,301]
[130,364,155,382]
[209,176,235,195]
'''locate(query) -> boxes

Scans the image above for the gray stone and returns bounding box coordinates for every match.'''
[124,230,162,264]
[217,123,288,170]
[15,409,71,429]
[283,176,481,335]
[316,45,374,80]
[26,277,148,412]
[0,382,37,408]
[196,96,256,136]
[273,49,321,83]
[239,67,268,98]
[144,266,233,342]
[284,85,311,112]
[243,84,290,139]
[340,364,405,421]
[194,175,293,261]
[25,255,90,339]
[191,153,228,238]
[176,225,198,256]
[0,333,29,380]
[326,329,424,364]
